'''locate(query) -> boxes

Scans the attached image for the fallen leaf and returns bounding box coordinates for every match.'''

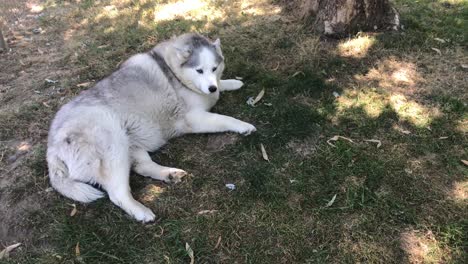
[260,143,269,161]
[42,102,50,108]
[214,236,222,249]
[434,37,446,43]
[185,243,194,264]
[0,243,21,260]
[272,61,280,71]
[154,226,164,238]
[52,253,62,260]
[364,139,382,148]
[253,89,265,105]
[461,160,468,166]
[325,194,337,207]
[77,82,92,88]
[75,242,80,257]
[197,210,218,215]
[75,242,84,263]
[431,47,442,55]
[247,89,265,106]
[69,204,77,217]
[45,78,58,84]
[327,135,354,147]
[291,71,305,78]
[461,64,468,69]
[399,129,411,135]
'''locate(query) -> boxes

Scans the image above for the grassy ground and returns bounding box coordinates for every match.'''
[0,0,467,263]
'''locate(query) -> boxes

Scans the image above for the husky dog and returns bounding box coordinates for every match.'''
[47,33,256,222]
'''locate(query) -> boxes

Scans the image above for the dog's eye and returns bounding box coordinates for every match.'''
[196,69,203,74]
[212,67,217,72]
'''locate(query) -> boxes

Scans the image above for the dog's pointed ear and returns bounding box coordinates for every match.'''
[213,38,221,47]
[175,45,192,60]
[213,38,223,56]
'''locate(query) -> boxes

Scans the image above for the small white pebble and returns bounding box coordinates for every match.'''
[225,183,236,190]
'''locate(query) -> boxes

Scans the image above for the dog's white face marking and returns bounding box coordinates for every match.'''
[181,47,220,95]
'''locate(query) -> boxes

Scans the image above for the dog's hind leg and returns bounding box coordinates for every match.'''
[131,148,187,184]
[97,136,155,222]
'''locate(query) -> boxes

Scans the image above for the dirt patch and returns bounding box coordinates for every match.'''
[0,0,68,246]
[352,50,467,102]
[400,229,450,263]
[355,57,423,96]
[206,134,240,152]
[286,133,321,157]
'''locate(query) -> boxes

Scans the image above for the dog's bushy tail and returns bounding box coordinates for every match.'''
[48,155,104,203]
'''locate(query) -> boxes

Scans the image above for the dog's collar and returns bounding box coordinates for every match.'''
[149,50,202,94]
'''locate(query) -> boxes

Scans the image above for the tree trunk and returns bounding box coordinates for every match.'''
[300,0,400,37]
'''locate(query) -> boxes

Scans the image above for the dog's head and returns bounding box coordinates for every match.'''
[166,33,225,95]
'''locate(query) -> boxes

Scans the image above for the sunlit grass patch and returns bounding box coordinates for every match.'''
[333,88,440,128]
[338,35,376,58]
[336,89,388,119]
[450,180,468,202]
[355,58,422,93]
[138,184,166,203]
[400,229,450,263]
[455,118,468,133]
[389,93,440,127]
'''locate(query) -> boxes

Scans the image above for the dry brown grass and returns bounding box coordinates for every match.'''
[400,229,449,263]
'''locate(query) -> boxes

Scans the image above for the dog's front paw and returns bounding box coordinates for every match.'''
[236,122,257,136]
[221,79,244,91]
[132,204,156,223]
[229,79,244,90]
[164,168,188,184]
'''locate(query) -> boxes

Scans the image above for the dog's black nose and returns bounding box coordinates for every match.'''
[208,85,217,93]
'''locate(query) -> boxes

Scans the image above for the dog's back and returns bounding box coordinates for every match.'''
[46,33,254,222]
[47,43,181,203]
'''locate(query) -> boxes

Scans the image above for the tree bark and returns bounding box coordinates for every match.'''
[0,29,7,51]
[300,0,400,37]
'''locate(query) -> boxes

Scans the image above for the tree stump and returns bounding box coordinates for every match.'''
[300,0,400,37]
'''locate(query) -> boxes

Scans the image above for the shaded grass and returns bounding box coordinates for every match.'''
[1,0,467,263]
[383,0,468,48]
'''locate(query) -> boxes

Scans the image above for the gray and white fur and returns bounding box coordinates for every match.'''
[47,33,256,222]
